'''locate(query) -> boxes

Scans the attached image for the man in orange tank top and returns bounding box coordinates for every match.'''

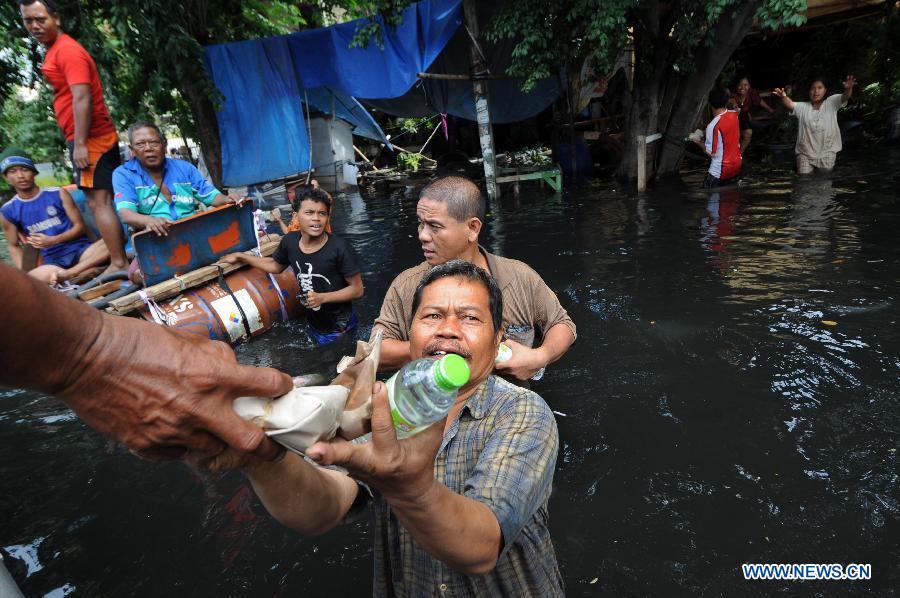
[20,0,128,273]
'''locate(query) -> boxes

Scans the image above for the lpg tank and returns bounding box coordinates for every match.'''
[139,266,303,344]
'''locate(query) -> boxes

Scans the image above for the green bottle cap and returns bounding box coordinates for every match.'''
[435,353,470,390]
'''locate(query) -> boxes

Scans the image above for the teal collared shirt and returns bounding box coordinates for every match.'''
[112,157,221,221]
[370,375,564,597]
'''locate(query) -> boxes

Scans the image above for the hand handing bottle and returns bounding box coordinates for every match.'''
[387,353,470,438]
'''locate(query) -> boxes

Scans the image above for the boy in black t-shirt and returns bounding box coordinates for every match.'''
[222,188,364,344]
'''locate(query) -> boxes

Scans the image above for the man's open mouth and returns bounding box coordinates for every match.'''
[423,343,471,359]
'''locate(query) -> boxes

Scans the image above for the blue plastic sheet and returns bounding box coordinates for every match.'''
[302,88,392,150]
[205,0,463,186]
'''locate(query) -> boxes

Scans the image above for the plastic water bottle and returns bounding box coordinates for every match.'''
[495,342,513,364]
[495,342,544,380]
[387,354,470,438]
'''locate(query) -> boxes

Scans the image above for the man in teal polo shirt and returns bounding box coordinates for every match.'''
[113,121,237,237]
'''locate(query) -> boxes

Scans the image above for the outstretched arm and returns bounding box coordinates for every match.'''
[307,383,503,574]
[219,252,287,274]
[0,261,293,461]
[841,75,857,104]
[772,88,795,112]
[243,454,360,535]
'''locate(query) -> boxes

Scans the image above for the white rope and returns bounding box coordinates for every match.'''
[138,290,167,325]
[418,120,443,155]
[252,210,266,256]
[268,272,289,321]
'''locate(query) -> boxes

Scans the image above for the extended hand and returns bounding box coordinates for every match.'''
[26,233,55,248]
[50,268,73,286]
[493,338,546,381]
[772,87,787,98]
[218,252,244,265]
[145,217,171,236]
[843,75,857,91]
[72,142,90,170]
[306,381,444,500]
[58,315,293,461]
[227,192,246,207]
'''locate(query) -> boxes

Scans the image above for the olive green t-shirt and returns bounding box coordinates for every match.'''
[372,247,576,349]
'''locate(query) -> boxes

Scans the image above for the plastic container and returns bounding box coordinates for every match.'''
[387,354,470,438]
[495,342,513,364]
[138,266,303,344]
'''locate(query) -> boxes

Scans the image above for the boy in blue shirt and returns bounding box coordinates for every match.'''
[1,147,108,285]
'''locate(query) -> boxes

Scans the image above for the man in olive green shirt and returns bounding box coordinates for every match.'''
[373,175,576,382]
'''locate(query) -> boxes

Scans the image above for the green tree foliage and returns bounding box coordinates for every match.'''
[491,0,806,181]
[0,87,65,163]
[788,5,899,137]
[2,0,311,185]
[485,0,806,92]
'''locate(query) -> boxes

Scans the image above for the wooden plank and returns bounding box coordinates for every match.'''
[645,132,662,143]
[106,236,282,316]
[496,169,561,184]
[543,170,563,193]
[78,280,126,302]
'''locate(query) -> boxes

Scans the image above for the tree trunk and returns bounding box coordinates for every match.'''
[616,1,761,184]
[616,1,666,182]
[182,79,223,188]
[656,2,761,176]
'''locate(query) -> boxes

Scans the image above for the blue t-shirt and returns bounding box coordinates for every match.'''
[1,187,91,265]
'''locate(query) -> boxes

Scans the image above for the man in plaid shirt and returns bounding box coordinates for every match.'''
[208,260,563,596]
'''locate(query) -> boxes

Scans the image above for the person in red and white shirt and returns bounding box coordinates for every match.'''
[694,88,742,188]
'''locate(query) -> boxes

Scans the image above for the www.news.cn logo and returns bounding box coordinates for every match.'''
[742,563,872,581]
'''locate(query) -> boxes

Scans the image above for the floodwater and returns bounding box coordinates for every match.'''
[2,147,898,596]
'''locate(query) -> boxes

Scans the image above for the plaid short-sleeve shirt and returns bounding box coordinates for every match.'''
[370,375,563,597]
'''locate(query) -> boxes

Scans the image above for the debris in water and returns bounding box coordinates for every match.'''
[821,320,838,326]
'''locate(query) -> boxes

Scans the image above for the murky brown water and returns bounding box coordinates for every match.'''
[2,147,898,596]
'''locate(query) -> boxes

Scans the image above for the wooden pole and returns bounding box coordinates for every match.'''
[636,136,646,193]
[105,237,282,315]
[463,0,499,200]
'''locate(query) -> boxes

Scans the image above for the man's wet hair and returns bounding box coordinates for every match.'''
[19,0,59,15]
[127,121,166,145]
[419,175,485,223]
[292,186,332,213]
[411,259,503,336]
[708,88,731,109]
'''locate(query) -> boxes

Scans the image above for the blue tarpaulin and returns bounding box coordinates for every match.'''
[301,88,390,149]
[205,0,463,186]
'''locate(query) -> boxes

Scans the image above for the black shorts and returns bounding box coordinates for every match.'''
[67,138,120,191]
